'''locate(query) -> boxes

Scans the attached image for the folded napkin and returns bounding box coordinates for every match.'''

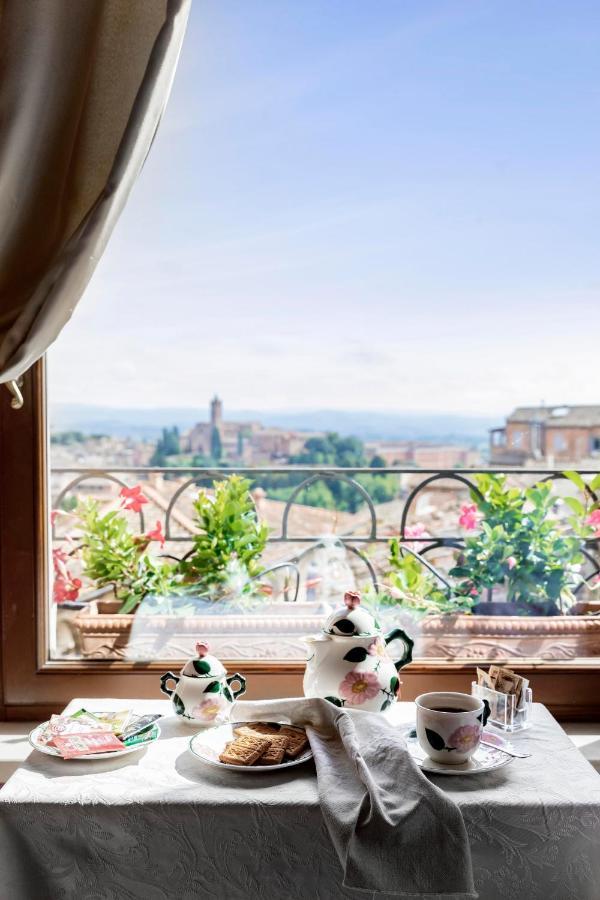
[234,697,476,899]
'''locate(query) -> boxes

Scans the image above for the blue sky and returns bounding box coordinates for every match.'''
[49,0,600,416]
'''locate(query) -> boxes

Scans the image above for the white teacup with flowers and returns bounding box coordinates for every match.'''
[160,642,246,726]
[415,692,490,764]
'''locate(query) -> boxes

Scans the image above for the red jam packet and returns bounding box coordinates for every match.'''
[53,731,125,758]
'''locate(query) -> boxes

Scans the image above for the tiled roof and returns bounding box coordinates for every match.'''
[507,406,600,427]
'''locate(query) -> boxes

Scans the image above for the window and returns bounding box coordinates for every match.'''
[3,2,600,719]
[553,433,568,453]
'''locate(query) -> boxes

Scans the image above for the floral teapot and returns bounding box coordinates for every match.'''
[160,642,246,726]
[303,591,414,713]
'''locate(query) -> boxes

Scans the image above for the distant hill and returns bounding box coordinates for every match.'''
[49,404,497,446]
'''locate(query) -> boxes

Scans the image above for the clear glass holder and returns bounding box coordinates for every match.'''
[471,681,532,732]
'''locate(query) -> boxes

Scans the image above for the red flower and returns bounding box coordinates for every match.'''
[146,520,165,548]
[119,485,149,513]
[52,548,81,603]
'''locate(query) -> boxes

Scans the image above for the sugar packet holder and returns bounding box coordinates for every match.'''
[471,681,533,732]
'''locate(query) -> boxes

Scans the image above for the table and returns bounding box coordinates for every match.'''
[1,700,599,900]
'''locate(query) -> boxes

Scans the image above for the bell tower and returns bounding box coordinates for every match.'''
[210,395,223,428]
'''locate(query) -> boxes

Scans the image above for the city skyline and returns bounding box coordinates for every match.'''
[48,1,600,415]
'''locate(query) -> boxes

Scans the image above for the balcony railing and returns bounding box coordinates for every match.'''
[51,465,600,598]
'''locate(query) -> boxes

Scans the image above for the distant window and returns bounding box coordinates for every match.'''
[592,437,600,453]
[553,433,567,452]
[511,430,524,448]
[551,406,570,418]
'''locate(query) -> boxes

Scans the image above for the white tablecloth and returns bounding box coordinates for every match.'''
[0,699,599,900]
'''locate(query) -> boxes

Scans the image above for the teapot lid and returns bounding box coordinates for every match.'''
[181,641,226,678]
[324,590,380,637]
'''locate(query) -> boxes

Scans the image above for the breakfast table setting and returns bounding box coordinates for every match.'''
[1,592,599,899]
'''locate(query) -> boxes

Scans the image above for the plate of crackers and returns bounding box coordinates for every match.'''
[189,721,312,771]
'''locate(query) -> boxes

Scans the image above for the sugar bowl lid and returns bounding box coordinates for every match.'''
[324,590,380,637]
[181,641,226,678]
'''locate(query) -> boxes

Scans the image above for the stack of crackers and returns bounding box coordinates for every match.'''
[477,665,529,708]
[219,722,309,767]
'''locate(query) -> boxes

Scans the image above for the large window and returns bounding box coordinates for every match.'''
[3,2,600,718]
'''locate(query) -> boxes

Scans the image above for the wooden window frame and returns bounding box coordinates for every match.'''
[1,361,599,721]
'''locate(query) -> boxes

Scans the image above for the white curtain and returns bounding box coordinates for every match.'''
[0,0,191,406]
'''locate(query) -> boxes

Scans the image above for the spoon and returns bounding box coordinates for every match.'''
[480,737,531,758]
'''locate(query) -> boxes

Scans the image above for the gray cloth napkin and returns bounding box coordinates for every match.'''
[234,697,476,900]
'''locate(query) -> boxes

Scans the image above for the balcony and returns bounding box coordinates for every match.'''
[50,466,600,662]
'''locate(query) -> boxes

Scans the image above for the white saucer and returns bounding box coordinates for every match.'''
[407,736,513,775]
[189,721,312,773]
[29,722,160,760]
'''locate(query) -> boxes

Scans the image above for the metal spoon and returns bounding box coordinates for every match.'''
[480,738,531,758]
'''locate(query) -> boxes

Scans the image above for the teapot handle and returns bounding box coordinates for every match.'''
[226,673,246,699]
[384,628,414,671]
[160,671,180,697]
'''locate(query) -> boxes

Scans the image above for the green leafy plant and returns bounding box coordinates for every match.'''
[450,473,597,611]
[381,538,472,615]
[182,475,269,597]
[77,499,177,614]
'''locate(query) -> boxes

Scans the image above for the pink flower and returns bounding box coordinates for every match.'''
[146,520,165,547]
[403,522,430,551]
[506,556,517,570]
[459,503,479,531]
[586,509,600,537]
[119,485,149,513]
[367,638,388,658]
[448,723,481,752]
[338,670,380,705]
[50,510,59,526]
[192,695,226,722]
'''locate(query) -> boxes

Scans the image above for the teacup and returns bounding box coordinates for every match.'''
[415,691,490,764]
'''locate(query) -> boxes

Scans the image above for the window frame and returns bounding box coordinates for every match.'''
[1,360,600,721]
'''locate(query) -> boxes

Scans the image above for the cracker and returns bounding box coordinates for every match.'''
[234,723,279,739]
[256,737,289,765]
[219,734,270,766]
[278,726,309,759]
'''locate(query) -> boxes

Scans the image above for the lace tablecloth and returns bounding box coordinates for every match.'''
[0,699,598,900]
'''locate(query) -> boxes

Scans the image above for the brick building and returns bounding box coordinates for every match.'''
[490,405,600,465]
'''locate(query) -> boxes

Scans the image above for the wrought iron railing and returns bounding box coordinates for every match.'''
[51,466,600,599]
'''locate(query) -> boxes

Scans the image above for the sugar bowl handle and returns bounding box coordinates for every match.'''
[160,671,180,697]
[226,673,246,699]
[384,627,414,671]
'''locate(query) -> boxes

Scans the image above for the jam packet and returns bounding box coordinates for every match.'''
[53,731,125,758]
[90,710,133,736]
[42,713,112,747]
[119,714,162,742]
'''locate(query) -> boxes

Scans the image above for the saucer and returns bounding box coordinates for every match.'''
[406,731,513,775]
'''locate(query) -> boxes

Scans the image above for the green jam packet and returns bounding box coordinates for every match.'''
[122,724,159,747]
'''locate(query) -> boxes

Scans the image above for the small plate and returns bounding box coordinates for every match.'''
[189,721,313,773]
[29,722,160,760]
[407,737,512,775]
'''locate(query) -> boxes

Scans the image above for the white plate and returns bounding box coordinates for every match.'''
[189,721,313,772]
[29,722,160,760]
[407,736,513,775]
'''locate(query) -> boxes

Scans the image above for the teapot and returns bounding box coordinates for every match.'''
[303,590,413,712]
[160,642,246,726]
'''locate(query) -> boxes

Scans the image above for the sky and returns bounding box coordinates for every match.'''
[48,0,600,417]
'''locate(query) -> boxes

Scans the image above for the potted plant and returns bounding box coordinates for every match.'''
[366,474,600,659]
[450,473,596,616]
